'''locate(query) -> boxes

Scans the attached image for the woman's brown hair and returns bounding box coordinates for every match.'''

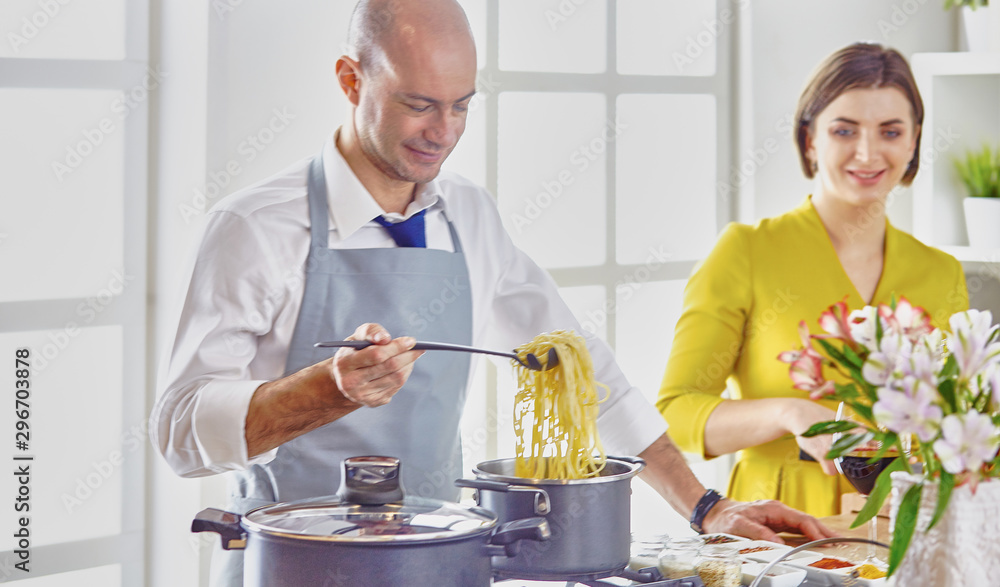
[795,42,923,186]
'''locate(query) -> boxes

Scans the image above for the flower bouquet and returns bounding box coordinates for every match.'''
[779,298,1000,577]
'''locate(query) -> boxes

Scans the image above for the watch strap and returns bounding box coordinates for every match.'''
[689,489,723,534]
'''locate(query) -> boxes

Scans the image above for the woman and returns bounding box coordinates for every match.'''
[656,42,968,517]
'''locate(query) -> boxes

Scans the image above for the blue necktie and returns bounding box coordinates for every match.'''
[373,209,426,248]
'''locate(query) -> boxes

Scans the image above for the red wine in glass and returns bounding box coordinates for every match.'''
[836,449,897,495]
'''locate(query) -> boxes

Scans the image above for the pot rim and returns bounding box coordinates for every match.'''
[241,497,500,544]
[471,456,645,486]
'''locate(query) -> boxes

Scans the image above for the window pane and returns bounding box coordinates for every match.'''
[498,92,607,268]
[616,0,718,76]
[613,280,685,405]
[499,0,606,73]
[8,564,121,586]
[559,285,608,342]
[0,327,124,545]
[0,89,125,303]
[0,0,126,60]
[616,94,716,264]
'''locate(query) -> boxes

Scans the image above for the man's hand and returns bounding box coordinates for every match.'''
[702,499,837,544]
[331,323,425,407]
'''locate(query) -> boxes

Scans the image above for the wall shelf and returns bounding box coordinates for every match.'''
[911,52,1000,263]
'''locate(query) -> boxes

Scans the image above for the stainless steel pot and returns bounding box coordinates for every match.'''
[192,456,549,587]
[456,455,645,580]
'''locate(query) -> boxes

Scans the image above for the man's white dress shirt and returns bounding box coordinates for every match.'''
[152,135,667,478]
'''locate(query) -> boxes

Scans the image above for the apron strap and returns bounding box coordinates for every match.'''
[306,155,331,248]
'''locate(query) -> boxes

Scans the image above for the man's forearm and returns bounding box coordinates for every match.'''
[245,358,360,457]
[637,433,708,521]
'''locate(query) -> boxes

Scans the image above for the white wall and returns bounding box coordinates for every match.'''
[746,1,957,231]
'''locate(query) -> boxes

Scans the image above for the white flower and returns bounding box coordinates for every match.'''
[905,329,945,387]
[848,306,881,349]
[863,332,912,386]
[932,412,1000,475]
[873,377,943,442]
[947,310,1000,380]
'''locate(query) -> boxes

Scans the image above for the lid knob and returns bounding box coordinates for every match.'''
[338,456,405,505]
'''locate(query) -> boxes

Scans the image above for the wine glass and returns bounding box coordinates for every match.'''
[833,402,895,567]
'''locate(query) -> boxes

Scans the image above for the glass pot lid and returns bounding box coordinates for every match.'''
[242,496,498,542]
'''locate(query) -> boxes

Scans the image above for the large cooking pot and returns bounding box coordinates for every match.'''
[192,456,549,587]
[456,455,645,580]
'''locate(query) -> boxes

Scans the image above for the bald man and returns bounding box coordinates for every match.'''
[153,1,833,584]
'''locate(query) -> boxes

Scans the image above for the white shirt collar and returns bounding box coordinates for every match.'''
[322,130,444,239]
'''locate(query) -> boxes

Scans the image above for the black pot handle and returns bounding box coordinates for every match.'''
[454,478,551,515]
[484,517,550,558]
[192,508,247,551]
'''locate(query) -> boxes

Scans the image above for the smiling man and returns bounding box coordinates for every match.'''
[152,1,832,585]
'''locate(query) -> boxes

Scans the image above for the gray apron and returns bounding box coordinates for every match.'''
[212,153,473,586]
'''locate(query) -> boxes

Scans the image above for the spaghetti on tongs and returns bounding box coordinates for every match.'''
[512,330,608,479]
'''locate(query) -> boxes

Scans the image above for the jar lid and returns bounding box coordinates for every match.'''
[243,495,498,543]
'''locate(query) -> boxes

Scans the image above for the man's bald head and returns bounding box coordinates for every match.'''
[347,0,474,74]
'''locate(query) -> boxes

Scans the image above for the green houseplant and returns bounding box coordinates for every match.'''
[956,144,1000,248]
[944,0,989,8]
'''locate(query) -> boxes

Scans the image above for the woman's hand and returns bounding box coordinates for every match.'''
[784,399,840,476]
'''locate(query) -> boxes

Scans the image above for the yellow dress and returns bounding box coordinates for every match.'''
[656,197,968,516]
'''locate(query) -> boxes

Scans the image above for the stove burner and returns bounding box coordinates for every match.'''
[495,566,704,586]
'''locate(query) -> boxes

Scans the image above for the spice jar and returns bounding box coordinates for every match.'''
[628,533,669,571]
[695,544,740,587]
[658,536,703,579]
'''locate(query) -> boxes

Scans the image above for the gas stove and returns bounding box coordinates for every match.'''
[493,567,704,586]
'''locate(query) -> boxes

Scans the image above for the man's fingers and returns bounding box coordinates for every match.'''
[347,322,392,344]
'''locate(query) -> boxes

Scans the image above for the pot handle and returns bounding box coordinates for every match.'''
[454,478,551,515]
[609,455,646,473]
[483,517,550,558]
[191,508,247,551]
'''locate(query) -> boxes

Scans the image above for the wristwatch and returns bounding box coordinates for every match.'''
[689,489,723,534]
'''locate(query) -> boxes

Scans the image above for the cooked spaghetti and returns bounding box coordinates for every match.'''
[512,330,608,479]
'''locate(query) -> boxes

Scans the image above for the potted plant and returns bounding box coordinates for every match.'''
[956,144,1000,249]
[780,299,1000,584]
[945,0,995,51]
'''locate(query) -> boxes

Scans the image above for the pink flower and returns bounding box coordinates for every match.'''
[878,297,933,344]
[815,299,858,350]
[779,322,835,399]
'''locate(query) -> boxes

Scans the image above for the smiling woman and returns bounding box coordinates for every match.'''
[656,42,970,518]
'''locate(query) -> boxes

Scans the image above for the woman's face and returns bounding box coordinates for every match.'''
[807,87,919,207]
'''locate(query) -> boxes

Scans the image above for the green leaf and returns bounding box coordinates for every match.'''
[887,483,923,577]
[927,471,955,532]
[814,339,856,372]
[828,432,873,460]
[938,378,958,413]
[851,457,907,528]
[869,433,900,460]
[852,403,875,427]
[840,343,865,369]
[834,382,860,401]
[801,419,858,438]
